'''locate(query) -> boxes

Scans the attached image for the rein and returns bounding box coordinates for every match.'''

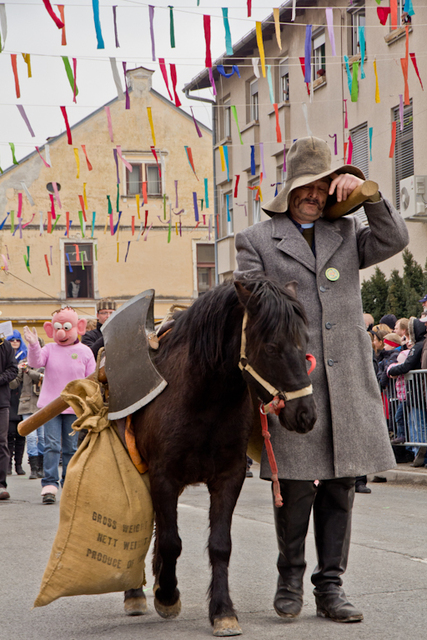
[238,309,316,509]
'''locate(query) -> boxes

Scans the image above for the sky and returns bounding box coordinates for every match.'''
[0,0,274,169]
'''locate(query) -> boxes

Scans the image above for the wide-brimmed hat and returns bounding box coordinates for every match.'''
[263,136,365,217]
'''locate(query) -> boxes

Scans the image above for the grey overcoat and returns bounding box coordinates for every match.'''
[234,198,409,480]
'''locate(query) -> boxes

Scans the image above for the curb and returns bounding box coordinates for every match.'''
[368,467,427,486]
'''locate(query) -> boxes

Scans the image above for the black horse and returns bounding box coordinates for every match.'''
[128,277,317,636]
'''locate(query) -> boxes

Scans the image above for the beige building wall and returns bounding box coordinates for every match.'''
[186,0,427,283]
[0,68,214,340]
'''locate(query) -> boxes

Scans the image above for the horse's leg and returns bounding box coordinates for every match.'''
[207,470,245,637]
[151,479,182,619]
[123,588,147,616]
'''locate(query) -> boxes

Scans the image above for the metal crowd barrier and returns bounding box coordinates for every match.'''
[381,369,427,446]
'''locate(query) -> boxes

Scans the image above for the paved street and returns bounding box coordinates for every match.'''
[1,462,426,640]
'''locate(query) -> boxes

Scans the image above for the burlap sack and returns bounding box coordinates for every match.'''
[33,378,154,608]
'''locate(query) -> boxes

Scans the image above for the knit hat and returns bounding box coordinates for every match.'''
[383,333,401,348]
[97,299,116,312]
[380,314,397,331]
[262,136,365,216]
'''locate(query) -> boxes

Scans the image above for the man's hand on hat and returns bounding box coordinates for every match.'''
[329,173,364,203]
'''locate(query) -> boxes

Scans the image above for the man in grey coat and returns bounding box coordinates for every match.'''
[234,137,409,624]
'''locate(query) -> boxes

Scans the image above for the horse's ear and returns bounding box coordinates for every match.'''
[284,280,298,298]
[234,281,256,312]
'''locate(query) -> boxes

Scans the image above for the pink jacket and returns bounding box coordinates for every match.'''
[27,341,96,414]
[388,348,410,402]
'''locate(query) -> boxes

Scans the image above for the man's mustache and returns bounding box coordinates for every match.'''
[301,198,321,208]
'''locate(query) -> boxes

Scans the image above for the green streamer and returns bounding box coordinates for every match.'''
[163,194,167,219]
[204,177,209,209]
[116,183,120,212]
[9,143,18,165]
[231,106,243,145]
[169,6,175,48]
[81,253,85,270]
[95,245,98,261]
[351,62,359,102]
[10,210,14,233]
[27,245,30,262]
[61,57,79,97]
[78,210,85,237]
[24,255,31,273]
[107,195,112,214]
[51,215,61,233]
[167,218,172,243]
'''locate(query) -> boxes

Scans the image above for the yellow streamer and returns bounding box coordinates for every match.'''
[147,107,156,146]
[176,221,178,235]
[219,145,225,172]
[258,186,263,202]
[117,242,119,262]
[22,53,32,77]
[135,193,140,219]
[373,60,380,104]
[83,183,88,209]
[273,8,282,50]
[256,22,266,78]
[74,148,80,179]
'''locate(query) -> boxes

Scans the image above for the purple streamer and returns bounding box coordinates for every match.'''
[190,107,203,138]
[17,105,35,137]
[113,5,120,47]
[122,61,130,109]
[208,67,217,96]
[399,95,404,131]
[175,180,179,207]
[19,217,22,239]
[260,142,266,178]
[193,192,199,221]
[329,133,338,155]
[113,149,120,184]
[326,9,336,57]
[304,25,312,84]
[149,6,156,62]
[125,240,131,262]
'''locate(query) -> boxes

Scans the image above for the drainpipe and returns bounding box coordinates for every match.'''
[184,89,219,284]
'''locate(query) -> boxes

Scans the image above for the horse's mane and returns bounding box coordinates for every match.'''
[156,276,307,372]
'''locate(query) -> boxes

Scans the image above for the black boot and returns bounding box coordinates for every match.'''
[28,456,39,480]
[15,463,25,475]
[273,480,316,619]
[312,478,363,623]
[36,455,44,479]
[7,458,12,475]
[15,437,26,475]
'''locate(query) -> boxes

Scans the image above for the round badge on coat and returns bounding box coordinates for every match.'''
[325,268,340,281]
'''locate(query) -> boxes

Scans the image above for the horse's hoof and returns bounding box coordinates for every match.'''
[213,617,242,637]
[124,595,148,616]
[154,596,181,619]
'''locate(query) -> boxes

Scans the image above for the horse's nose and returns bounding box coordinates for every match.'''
[294,405,317,433]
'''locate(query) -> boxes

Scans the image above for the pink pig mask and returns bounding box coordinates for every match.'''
[44,308,87,346]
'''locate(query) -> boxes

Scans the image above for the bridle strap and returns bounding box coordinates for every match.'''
[238,310,314,402]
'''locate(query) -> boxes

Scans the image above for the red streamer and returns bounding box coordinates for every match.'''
[42,0,65,29]
[78,195,87,222]
[410,53,424,90]
[203,15,212,68]
[170,64,181,107]
[343,98,348,129]
[273,103,282,143]
[131,215,135,236]
[234,175,240,198]
[142,182,148,203]
[81,145,93,171]
[150,145,162,178]
[298,57,310,95]
[389,121,397,158]
[377,7,391,26]
[159,58,173,101]
[247,0,252,18]
[49,194,56,220]
[11,54,20,99]
[44,254,51,276]
[47,211,52,234]
[60,106,72,144]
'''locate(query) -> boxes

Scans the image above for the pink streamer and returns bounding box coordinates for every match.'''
[22,213,35,229]
[159,58,173,101]
[72,57,77,103]
[17,192,23,218]
[208,67,217,96]
[42,0,65,29]
[343,99,348,129]
[116,145,133,171]
[104,107,114,142]
[35,146,50,168]
[144,223,153,241]
[52,181,62,209]
[170,63,181,107]
[49,194,57,220]
[347,135,353,164]
[190,107,202,138]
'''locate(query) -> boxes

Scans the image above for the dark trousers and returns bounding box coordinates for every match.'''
[274,477,356,590]
[8,420,25,466]
[0,407,10,489]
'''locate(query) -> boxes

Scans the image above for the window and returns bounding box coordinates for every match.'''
[196,244,215,295]
[224,99,231,139]
[393,102,414,209]
[250,79,259,122]
[64,243,94,299]
[312,30,326,80]
[126,163,161,197]
[222,193,233,237]
[349,123,369,225]
[348,6,366,56]
[396,0,412,26]
[279,59,290,103]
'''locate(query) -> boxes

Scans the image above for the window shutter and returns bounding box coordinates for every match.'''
[394,103,414,209]
[349,122,369,225]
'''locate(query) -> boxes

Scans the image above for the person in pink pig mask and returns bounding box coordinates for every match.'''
[24,307,96,505]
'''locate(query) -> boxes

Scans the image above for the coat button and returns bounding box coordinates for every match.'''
[327,359,334,366]
[320,285,327,293]
[325,322,332,329]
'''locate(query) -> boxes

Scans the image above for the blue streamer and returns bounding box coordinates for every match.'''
[304,25,312,84]
[91,0,105,49]
[222,8,233,56]
[66,253,73,272]
[0,212,10,230]
[217,65,240,79]
[343,55,352,96]
[223,145,229,182]
[404,0,415,16]
[250,145,255,176]
[369,127,373,161]
[226,194,231,222]
[113,211,122,235]
[204,177,209,209]
[358,26,366,79]
[266,65,275,104]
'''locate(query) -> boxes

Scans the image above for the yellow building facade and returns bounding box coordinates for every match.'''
[0,68,214,340]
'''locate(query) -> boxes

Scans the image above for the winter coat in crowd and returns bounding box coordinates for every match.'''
[388,318,427,377]
[10,365,44,415]
[0,341,18,409]
[378,348,401,389]
[80,321,104,359]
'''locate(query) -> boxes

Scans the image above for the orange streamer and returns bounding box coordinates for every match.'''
[11,54,20,98]
[389,121,397,158]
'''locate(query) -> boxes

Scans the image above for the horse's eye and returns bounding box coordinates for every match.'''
[265,343,278,356]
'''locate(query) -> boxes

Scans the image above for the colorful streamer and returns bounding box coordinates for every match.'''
[185,146,198,180]
[169,6,175,48]
[304,25,312,84]
[91,0,105,48]
[234,175,240,198]
[329,133,338,155]
[223,145,230,182]
[222,8,233,55]
[170,63,181,107]
[369,127,373,161]
[74,148,80,179]
[109,58,125,100]
[62,56,78,99]
[347,135,353,164]
[252,57,260,78]
[204,177,209,208]
[17,192,22,218]
[78,195,87,222]
[231,106,243,145]
[10,54,20,98]
[247,0,252,18]
[266,65,275,104]
[193,192,199,222]
[149,6,156,61]
[22,53,31,77]
[9,142,18,165]
[343,55,352,96]
[147,107,156,146]
[105,106,114,141]
[44,255,51,276]
[255,22,266,78]
[389,121,397,158]
[377,7,391,25]
[351,62,359,102]
[400,57,410,105]
[326,8,336,56]
[122,62,130,109]
[203,15,212,68]
[57,5,66,45]
[91,211,96,237]
[159,58,173,100]
[112,5,120,47]
[299,57,310,95]
[116,145,132,171]
[410,53,424,90]
[273,8,282,50]
[0,3,8,52]
[42,0,64,29]
[359,26,366,79]
[208,67,217,96]
[390,0,398,30]
[274,104,282,143]
[190,106,202,137]
[60,106,72,144]
[250,145,255,176]
[217,65,240,79]
[36,146,50,167]
[17,105,35,137]
[399,94,404,131]
[81,144,93,171]
[373,60,381,103]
